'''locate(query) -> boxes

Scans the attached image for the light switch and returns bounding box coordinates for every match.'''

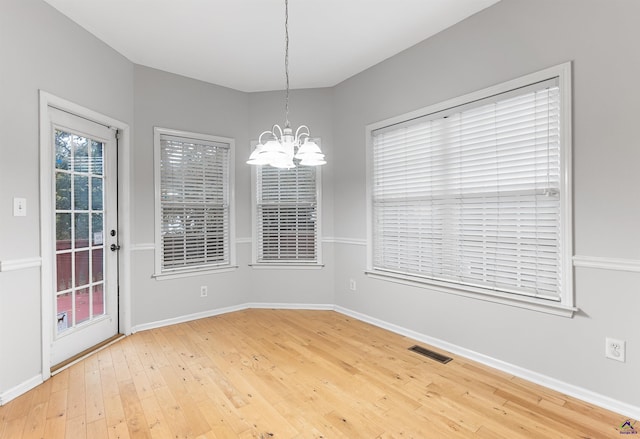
[13,198,26,216]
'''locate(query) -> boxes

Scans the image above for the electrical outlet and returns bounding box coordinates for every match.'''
[605,337,625,362]
[200,286,208,297]
[349,279,356,291]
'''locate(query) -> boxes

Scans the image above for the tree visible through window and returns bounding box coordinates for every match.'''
[253,147,321,265]
[154,128,235,275]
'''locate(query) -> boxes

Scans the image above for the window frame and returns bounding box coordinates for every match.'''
[153,127,236,279]
[365,62,574,317]
[250,140,323,268]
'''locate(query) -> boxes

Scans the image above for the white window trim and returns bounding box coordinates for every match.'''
[365,62,574,317]
[250,140,323,268]
[153,127,236,278]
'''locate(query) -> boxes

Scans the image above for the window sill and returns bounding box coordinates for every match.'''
[153,265,238,281]
[250,263,324,270]
[365,271,577,318]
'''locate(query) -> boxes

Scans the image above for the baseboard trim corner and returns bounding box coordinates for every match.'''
[131,304,249,333]
[0,375,43,406]
[131,302,334,333]
[247,302,334,311]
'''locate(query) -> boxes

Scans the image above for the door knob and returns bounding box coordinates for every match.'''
[110,244,121,251]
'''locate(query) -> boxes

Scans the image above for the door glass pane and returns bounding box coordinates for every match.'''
[55,130,71,171]
[93,284,105,316]
[73,136,89,173]
[75,287,90,325]
[92,213,103,246]
[74,175,89,210]
[56,213,72,250]
[75,213,89,248]
[56,253,72,292]
[56,292,73,332]
[75,250,89,287]
[92,249,103,282]
[56,173,71,210]
[54,126,112,337]
[92,178,103,210]
[91,141,103,175]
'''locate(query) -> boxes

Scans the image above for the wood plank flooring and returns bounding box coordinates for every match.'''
[0,309,628,438]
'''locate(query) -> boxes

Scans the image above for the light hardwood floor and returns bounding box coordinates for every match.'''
[0,309,627,438]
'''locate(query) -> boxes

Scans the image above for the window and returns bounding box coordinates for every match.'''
[252,141,322,266]
[366,63,573,314]
[154,128,235,277]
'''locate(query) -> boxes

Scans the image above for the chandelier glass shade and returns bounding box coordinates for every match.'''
[247,0,326,169]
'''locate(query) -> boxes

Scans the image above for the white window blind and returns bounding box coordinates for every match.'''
[371,79,564,301]
[255,163,319,263]
[159,133,231,272]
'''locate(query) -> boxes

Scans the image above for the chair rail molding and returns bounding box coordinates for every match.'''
[573,255,640,273]
[0,257,42,272]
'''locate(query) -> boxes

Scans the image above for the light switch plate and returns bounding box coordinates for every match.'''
[13,198,26,216]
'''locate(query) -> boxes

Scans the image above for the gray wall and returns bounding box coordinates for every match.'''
[129,71,337,325]
[130,65,252,325]
[0,0,134,393]
[332,0,640,406]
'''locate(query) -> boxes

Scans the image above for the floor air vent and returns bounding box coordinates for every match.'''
[409,345,453,364]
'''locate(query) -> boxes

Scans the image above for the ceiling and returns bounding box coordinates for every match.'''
[42,0,501,92]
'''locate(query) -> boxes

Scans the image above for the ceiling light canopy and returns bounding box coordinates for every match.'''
[247,0,326,169]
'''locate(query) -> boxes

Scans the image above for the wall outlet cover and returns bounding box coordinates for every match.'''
[605,337,625,362]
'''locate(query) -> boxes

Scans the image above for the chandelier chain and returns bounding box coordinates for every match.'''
[246,0,325,168]
[284,0,290,127]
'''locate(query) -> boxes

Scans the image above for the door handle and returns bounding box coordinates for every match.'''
[110,244,121,252]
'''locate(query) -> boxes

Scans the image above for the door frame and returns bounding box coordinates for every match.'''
[39,91,132,381]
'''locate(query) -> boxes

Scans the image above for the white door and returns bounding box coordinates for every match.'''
[48,107,119,366]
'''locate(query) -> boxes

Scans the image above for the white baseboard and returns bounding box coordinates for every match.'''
[131,304,249,333]
[334,305,640,420]
[246,302,334,311]
[131,302,333,333]
[0,374,42,405]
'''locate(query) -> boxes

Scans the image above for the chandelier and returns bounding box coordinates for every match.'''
[247,0,326,169]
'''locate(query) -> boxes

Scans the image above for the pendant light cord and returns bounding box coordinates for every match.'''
[284,0,290,128]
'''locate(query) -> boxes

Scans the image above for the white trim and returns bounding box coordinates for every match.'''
[365,62,574,312]
[131,304,249,333]
[573,255,640,273]
[247,302,334,310]
[236,237,251,244]
[334,306,640,420]
[323,237,367,246]
[558,62,574,309]
[0,257,42,272]
[0,375,42,406]
[118,124,133,337]
[130,243,155,252]
[39,90,132,380]
[365,271,576,318]
[132,302,334,333]
[51,334,126,376]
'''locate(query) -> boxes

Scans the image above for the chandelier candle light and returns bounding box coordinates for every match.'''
[247,0,326,168]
